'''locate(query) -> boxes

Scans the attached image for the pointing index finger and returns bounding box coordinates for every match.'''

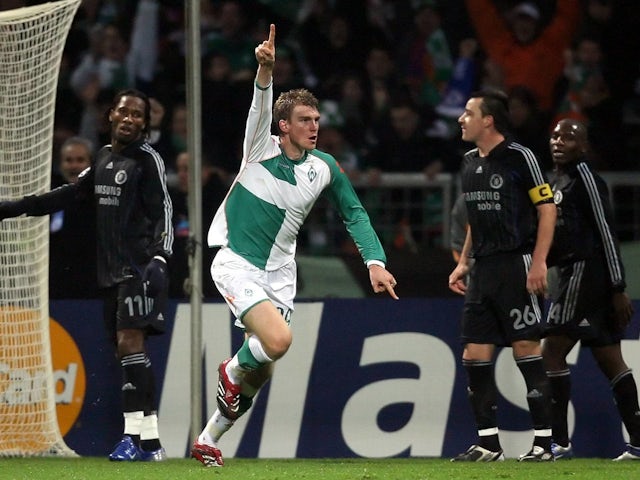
[268,24,275,46]
[386,283,399,300]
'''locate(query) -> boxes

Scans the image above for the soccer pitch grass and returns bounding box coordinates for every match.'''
[1,457,637,480]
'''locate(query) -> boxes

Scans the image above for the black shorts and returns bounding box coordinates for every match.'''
[101,276,168,345]
[544,258,622,347]
[461,252,544,347]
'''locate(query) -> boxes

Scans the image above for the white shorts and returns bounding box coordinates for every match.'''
[210,247,296,327]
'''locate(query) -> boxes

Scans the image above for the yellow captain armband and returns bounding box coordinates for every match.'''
[528,183,553,204]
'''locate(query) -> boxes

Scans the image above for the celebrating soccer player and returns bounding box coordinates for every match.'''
[190,24,398,468]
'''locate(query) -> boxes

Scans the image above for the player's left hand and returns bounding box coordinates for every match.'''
[611,291,634,333]
[143,256,168,298]
[369,264,399,300]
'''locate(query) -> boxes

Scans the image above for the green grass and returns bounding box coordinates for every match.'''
[0,457,637,480]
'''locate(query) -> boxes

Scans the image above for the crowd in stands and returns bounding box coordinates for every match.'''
[7,0,640,297]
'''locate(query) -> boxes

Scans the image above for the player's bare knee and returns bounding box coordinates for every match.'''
[512,339,541,359]
[265,331,292,360]
[116,329,145,356]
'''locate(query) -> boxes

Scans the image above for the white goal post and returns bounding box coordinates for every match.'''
[0,0,81,457]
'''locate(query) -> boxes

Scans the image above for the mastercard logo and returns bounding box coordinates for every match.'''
[0,310,86,452]
[50,318,86,436]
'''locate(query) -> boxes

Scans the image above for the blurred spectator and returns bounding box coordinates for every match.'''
[147,97,178,184]
[294,0,334,73]
[272,44,308,99]
[70,0,159,148]
[169,103,188,162]
[168,151,227,299]
[509,85,552,171]
[317,72,372,156]
[70,0,158,95]
[203,0,256,83]
[365,98,445,250]
[554,35,625,170]
[396,0,453,108]
[54,39,85,166]
[362,44,403,132]
[54,136,93,184]
[299,13,366,97]
[201,50,250,178]
[77,87,116,151]
[579,0,640,107]
[365,0,415,46]
[366,98,443,177]
[554,36,606,125]
[429,37,479,142]
[51,119,79,174]
[465,0,580,115]
[316,123,362,181]
[49,137,98,299]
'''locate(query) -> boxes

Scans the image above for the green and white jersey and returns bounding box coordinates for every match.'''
[207,81,386,271]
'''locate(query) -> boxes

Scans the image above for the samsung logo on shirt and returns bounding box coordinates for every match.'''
[95,184,122,196]
[464,191,501,201]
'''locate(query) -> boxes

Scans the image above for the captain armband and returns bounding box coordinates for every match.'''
[528,183,553,204]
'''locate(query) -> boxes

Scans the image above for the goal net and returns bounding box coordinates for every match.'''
[0,0,81,457]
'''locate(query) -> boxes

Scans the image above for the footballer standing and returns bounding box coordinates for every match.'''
[448,89,557,462]
[0,89,173,462]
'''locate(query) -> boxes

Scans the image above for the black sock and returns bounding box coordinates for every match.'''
[144,355,157,413]
[121,352,148,412]
[140,355,162,451]
[463,359,501,451]
[612,370,640,446]
[517,355,552,450]
[140,406,161,452]
[548,369,571,446]
[141,436,161,452]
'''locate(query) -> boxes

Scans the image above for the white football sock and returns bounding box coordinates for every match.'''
[200,409,234,445]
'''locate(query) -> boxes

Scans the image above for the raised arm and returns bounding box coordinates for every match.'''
[242,24,277,165]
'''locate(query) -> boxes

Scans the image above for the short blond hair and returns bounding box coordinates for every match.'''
[273,88,319,135]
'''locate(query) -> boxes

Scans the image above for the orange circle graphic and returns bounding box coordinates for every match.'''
[50,318,86,436]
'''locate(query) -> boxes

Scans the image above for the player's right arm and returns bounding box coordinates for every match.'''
[0,166,94,220]
[0,183,78,219]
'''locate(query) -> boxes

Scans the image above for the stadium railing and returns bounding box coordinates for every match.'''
[298,171,640,256]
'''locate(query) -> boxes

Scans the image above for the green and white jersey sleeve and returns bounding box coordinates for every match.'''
[207,80,386,271]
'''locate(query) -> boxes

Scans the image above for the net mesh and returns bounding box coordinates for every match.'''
[0,0,81,457]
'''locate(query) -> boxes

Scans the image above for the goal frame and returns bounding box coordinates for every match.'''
[0,0,82,457]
